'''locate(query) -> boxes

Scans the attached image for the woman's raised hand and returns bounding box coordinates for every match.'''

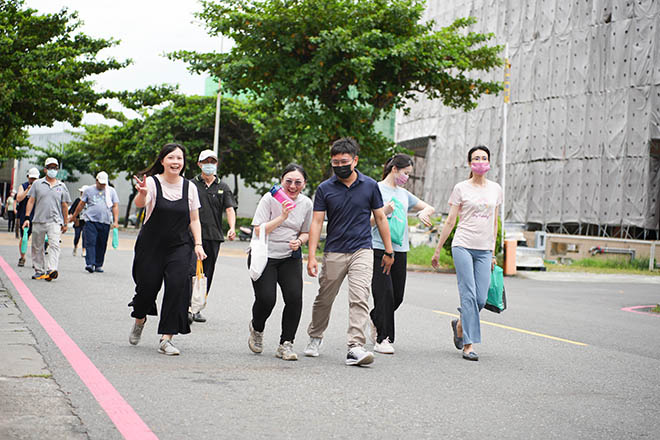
[133,175,148,195]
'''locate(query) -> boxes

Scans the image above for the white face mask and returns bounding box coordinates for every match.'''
[201,163,217,176]
[46,169,58,179]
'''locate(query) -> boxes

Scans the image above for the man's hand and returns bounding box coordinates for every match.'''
[381,253,394,275]
[307,256,318,277]
[22,219,29,230]
[61,224,68,233]
[112,222,119,230]
[227,228,236,241]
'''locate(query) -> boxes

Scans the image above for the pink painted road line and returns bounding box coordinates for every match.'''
[0,256,158,440]
[621,305,659,317]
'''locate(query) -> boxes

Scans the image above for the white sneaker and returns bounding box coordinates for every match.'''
[304,337,322,357]
[374,337,395,354]
[248,321,263,353]
[276,341,298,361]
[346,346,374,366]
[158,339,180,356]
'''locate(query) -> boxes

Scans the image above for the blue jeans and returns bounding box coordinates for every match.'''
[452,246,492,345]
[84,221,110,268]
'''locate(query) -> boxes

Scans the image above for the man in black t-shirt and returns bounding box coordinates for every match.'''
[190,150,237,323]
[15,167,40,266]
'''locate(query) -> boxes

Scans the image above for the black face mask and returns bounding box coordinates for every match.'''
[333,164,353,179]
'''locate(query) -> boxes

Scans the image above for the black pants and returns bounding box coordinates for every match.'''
[201,239,221,294]
[73,220,85,247]
[131,242,193,335]
[248,255,303,344]
[7,211,15,232]
[370,249,408,343]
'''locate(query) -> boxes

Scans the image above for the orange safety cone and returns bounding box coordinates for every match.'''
[504,239,517,276]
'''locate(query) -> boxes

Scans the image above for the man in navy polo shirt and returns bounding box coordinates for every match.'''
[304,137,394,366]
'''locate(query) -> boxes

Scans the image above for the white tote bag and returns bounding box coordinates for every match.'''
[248,225,268,281]
[191,260,208,313]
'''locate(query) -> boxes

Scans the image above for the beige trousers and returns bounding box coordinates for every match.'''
[31,222,62,273]
[307,248,373,347]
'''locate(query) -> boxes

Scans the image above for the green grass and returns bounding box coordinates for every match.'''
[546,257,660,276]
[651,305,660,314]
[407,245,454,269]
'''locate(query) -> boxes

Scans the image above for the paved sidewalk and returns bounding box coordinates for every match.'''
[0,285,87,439]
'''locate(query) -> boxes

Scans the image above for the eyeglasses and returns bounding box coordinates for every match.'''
[283,179,304,187]
[330,159,353,167]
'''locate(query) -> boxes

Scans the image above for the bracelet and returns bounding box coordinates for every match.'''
[195,243,203,247]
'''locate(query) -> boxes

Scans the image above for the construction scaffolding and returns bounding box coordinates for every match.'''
[396,0,660,239]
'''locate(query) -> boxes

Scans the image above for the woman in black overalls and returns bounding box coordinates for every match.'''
[128,143,206,356]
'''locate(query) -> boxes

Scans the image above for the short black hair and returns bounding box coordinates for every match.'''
[330,137,360,157]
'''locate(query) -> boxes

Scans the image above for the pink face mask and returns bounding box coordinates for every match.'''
[394,172,409,186]
[471,162,490,175]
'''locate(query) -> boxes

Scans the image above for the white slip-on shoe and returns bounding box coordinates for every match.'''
[374,337,395,355]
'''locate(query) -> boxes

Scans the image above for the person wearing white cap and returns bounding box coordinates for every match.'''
[71,171,119,273]
[190,149,237,323]
[15,167,40,265]
[22,158,71,281]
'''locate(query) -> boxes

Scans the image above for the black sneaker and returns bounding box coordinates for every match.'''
[85,265,94,273]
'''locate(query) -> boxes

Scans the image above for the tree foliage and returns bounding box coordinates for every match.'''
[0,0,131,158]
[43,95,270,185]
[171,0,503,183]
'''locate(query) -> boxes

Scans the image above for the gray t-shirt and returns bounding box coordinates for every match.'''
[81,185,119,224]
[27,178,71,224]
[252,192,313,259]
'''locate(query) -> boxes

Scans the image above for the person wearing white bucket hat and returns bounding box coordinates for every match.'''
[71,171,119,273]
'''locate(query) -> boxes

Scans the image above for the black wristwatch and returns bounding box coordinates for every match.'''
[384,251,393,258]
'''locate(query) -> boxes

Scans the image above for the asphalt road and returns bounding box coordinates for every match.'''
[1,232,659,439]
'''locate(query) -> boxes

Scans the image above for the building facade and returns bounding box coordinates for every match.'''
[396,0,660,239]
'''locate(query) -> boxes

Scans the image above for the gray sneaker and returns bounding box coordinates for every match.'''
[248,321,263,353]
[129,319,145,345]
[304,337,322,357]
[346,346,374,366]
[276,341,298,361]
[158,339,180,356]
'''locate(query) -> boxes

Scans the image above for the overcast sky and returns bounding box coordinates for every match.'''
[26,0,227,132]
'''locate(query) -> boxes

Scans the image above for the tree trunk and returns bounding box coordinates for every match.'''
[233,174,239,204]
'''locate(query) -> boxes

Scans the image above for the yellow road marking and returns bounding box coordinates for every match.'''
[433,310,588,346]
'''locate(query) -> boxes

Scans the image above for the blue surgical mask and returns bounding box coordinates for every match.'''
[46,169,58,179]
[201,164,217,176]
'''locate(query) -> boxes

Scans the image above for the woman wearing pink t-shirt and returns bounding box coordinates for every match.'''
[431,146,502,361]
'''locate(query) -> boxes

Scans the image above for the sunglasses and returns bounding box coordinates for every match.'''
[283,179,304,187]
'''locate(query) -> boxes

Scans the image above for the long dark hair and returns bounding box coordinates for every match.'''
[140,143,187,177]
[383,153,413,179]
[467,145,490,178]
[281,163,308,181]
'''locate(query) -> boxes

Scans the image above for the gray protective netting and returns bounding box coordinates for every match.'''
[396,0,660,230]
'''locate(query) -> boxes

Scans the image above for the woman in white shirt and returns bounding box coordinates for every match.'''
[247,164,313,361]
[432,146,502,361]
[128,143,207,356]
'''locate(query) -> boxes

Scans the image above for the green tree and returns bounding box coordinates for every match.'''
[171,0,502,184]
[0,0,130,158]
[48,95,268,224]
